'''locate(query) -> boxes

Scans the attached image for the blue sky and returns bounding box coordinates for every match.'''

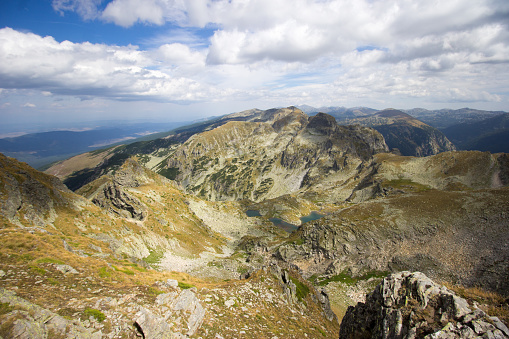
[1,0,509,135]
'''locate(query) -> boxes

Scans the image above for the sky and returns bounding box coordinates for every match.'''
[1,0,509,133]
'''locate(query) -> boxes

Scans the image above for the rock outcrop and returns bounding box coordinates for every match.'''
[338,271,509,339]
[0,153,78,227]
[134,287,205,338]
[0,287,102,339]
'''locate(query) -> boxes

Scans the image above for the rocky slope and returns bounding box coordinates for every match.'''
[338,271,509,338]
[0,153,340,338]
[341,109,456,156]
[277,187,509,296]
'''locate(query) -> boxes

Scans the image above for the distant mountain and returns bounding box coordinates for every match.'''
[405,107,506,129]
[47,107,389,196]
[442,113,509,153]
[0,122,187,168]
[339,109,456,156]
[297,105,376,120]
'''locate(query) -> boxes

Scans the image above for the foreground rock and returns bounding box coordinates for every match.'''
[338,271,509,339]
[0,288,102,339]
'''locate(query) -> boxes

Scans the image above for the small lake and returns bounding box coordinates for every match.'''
[269,218,299,233]
[300,211,324,224]
[245,210,262,217]
[246,210,325,233]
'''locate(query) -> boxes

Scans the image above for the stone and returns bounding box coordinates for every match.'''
[0,287,101,338]
[54,264,79,274]
[492,317,509,337]
[166,279,179,289]
[134,308,174,339]
[338,272,509,339]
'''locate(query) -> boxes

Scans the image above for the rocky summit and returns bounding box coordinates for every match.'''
[1,106,509,338]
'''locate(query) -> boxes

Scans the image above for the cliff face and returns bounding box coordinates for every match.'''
[338,272,509,339]
[163,108,388,202]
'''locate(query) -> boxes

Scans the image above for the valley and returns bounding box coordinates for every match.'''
[1,106,508,338]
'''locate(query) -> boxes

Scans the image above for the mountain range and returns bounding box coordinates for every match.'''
[0,106,508,338]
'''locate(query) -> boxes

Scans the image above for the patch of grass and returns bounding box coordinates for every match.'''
[0,302,13,316]
[127,263,147,272]
[381,178,431,192]
[47,278,60,285]
[36,258,65,265]
[144,249,164,265]
[98,266,112,278]
[112,265,135,275]
[84,308,106,322]
[237,266,249,275]
[148,287,165,295]
[289,275,310,302]
[178,281,194,290]
[317,270,389,286]
[29,265,46,275]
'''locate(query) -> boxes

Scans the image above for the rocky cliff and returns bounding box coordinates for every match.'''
[338,271,509,339]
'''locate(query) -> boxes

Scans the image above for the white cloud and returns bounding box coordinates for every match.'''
[6,0,509,112]
[23,103,36,108]
[0,28,221,103]
[52,0,102,20]
[101,0,187,27]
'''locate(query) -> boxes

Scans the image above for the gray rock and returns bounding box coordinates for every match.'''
[134,308,175,339]
[0,287,101,338]
[172,289,205,336]
[166,279,179,289]
[0,270,5,277]
[338,272,509,339]
[492,317,509,337]
[54,264,79,274]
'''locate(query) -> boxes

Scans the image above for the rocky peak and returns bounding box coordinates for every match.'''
[307,112,338,135]
[339,271,509,339]
[113,157,153,187]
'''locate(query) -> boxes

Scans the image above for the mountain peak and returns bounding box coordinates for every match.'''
[306,112,338,134]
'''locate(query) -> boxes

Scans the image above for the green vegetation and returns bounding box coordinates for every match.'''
[144,249,164,265]
[112,265,135,275]
[0,302,13,316]
[381,178,431,192]
[148,287,165,295]
[84,308,106,322]
[158,167,180,180]
[29,265,46,275]
[178,281,195,289]
[316,270,389,286]
[98,266,112,278]
[36,258,65,265]
[289,275,310,302]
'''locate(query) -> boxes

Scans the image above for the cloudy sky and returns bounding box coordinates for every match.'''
[1,0,509,132]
